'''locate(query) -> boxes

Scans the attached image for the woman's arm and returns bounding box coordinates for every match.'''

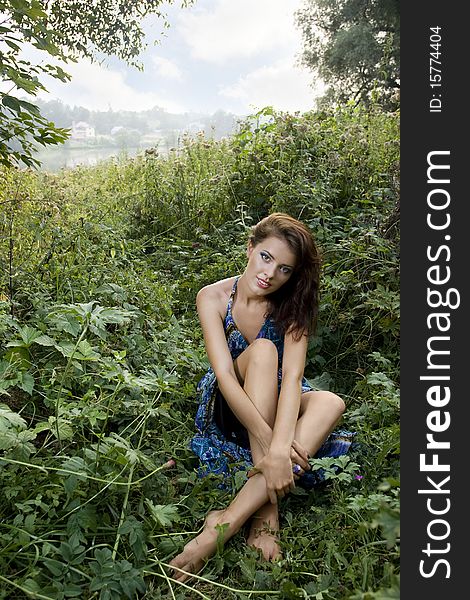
[270,331,308,454]
[196,284,272,452]
[247,330,309,503]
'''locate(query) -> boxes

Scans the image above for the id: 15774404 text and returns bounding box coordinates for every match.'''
[429,26,442,113]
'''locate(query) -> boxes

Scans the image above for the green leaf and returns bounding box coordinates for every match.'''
[10,0,32,12]
[21,579,44,595]
[55,340,99,360]
[0,404,27,430]
[145,500,180,528]
[43,557,66,577]
[307,371,332,391]
[60,455,87,475]
[0,430,18,450]
[63,583,83,598]
[372,506,400,548]
[5,325,43,348]
[48,417,74,440]
[27,2,48,19]
[44,63,71,82]
[234,468,248,491]
[4,39,21,52]
[367,371,395,389]
[33,334,56,347]
[3,347,31,374]
[55,341,76,357]
[18,372,34,395]
[48,312,82,336]
[76,340,100,360]
[1,95,21,113]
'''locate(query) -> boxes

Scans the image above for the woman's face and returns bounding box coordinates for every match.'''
[244,235,297,295]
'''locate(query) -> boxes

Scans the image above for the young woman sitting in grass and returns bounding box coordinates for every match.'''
[169,212,354,582]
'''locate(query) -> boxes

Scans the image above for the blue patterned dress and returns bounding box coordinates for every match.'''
[190,276,355,489]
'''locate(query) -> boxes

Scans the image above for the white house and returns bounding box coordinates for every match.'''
[71,121,95,140]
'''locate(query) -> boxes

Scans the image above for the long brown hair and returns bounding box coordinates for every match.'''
[249,213,321,340]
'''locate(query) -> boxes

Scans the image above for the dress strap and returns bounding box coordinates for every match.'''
[226,276,239,317]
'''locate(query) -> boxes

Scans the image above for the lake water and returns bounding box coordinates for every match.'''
[35,145,167,173]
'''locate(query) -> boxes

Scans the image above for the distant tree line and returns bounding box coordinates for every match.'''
[34,99,239,141]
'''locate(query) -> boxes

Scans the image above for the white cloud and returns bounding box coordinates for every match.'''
[37,59,185,113]
[177,0,304,64]
[11,0,318,115]
[219,59,324,114]
[151,56,184,81]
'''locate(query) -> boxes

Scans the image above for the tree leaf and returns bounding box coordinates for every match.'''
[1,94,21,113]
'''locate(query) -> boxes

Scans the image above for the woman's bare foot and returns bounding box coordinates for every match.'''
[168,510,228,582]
[247,521,281,561]
[246,501,281,561]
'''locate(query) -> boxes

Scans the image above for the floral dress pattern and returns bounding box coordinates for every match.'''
[190,277,355,489]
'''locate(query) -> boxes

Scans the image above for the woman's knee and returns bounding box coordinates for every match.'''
[304,390,346,418]
[235,339,278,384]
[327,392,346,416]
[246,338,278,369]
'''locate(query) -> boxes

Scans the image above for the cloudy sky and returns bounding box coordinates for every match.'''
[38,0,324,116]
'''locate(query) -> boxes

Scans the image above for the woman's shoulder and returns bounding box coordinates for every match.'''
[196,276,237,309]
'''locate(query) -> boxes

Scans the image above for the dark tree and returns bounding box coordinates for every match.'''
[296,0,400,109]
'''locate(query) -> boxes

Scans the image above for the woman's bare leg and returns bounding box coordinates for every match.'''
[243,389,346,560]
[169,471,272,582]
[234,339,282,559]
[169,391,345,582]
[295,390,346,453]
[246,501,280,560]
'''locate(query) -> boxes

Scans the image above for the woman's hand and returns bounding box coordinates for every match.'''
[248,450,294,504]
[290,439,311,478]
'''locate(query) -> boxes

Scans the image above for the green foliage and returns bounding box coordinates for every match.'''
[296,0,400,109]
[136,132,241,239]
[0,104,399,598]
[0,0,71,167]
[44,0,195,66]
